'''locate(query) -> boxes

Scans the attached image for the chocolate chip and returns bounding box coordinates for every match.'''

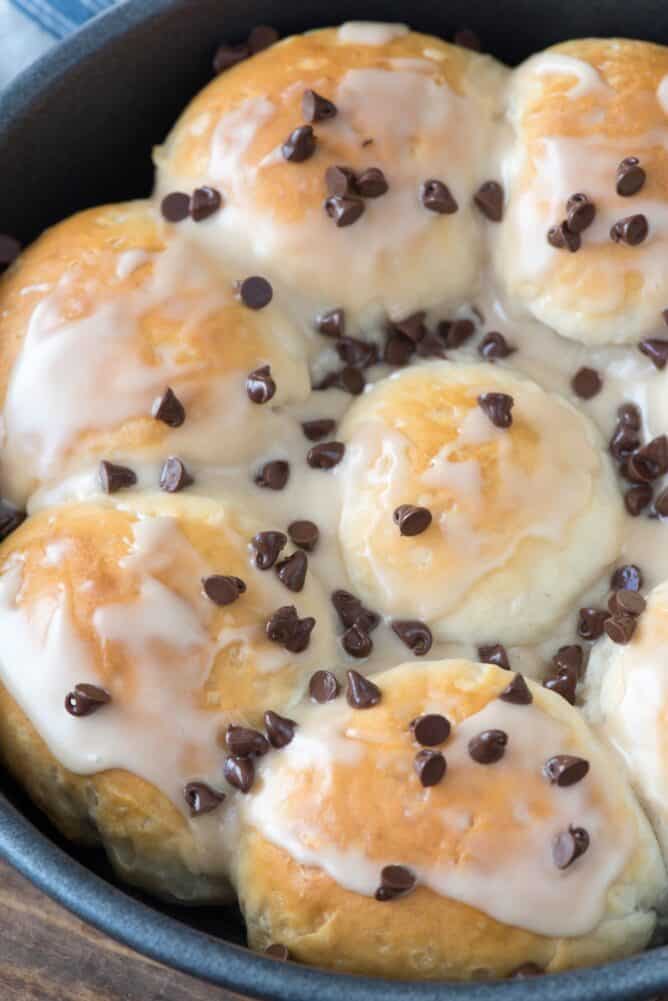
[266,605,315,652]
[571,367,602,399]
[225,725,269,758]
[477,392,514,429]
[544,673,576,705]
[315,308,345,337]
[393,504,432,537]
[454,27,481,50]
[499,673,532,705]
[287,520,319,552]
[223,755,255,793]
[307,441,345,469]
[282,125,316,163]
[474,181,504,222]
[625,483,653,516]
[159,456,193,493]
[346,670,381,709]
[301,418,336,441]
[618,402,642,429]
[610,214,648,245]
[335,336,377,368]
[64,683,111,717]
[577,607,608,641]
[99,460,137,494]
[375,864,416,901]
[152,387,186,427]
[276,551,307,592]
[604,613,637,645]
[478,643,510,670]
[309,669,340,703]
[246,365,276,404]
[190,186,222,222]
[302,89,337,123]
[412,714,451,746]
[357,168,388,198]
[416,330,448,359]
[611,564,643,592]
[616,156,646,197]
[627,435,668,481]
[342,621,373,658]
[421,179,458,214]
[443,318,475,348]
[160,192,190,223]
[265,944,290,960]
[384,333,415,366]
[414,748,447,787]
[655,487,668,517]
[325,166,357,198]
[547,221,581,252]
[252,531,287,569]
[286,616,315,653]
[392,620,432,656]
[468,729,507,764]
[552,645,584,679]
[553,826,589,869]
[0,502,26,542]
[610,423,641,462]
[392,312,427,343]
[511,965,544,979]
[478,331,515,361]
[247,25,278,52]
[213,42,249,73]
[325,195,365,227]
[608,589,646,617]
[264,710,297,748]
[543,755,589,787]
[255,460,289,490]
[566,193,596,233]
[331,590,379,632]
[202,574,245,606]
[239,276,273,309]
[183,781,225,816]
[338,366,366,395]
[639,338,668,369]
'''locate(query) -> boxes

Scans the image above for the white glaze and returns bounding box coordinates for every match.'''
[337,22,409,46]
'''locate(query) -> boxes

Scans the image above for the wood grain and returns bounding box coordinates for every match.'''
[0,857,244,1001]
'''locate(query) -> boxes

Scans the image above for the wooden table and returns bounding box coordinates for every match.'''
[0,857,243,1001]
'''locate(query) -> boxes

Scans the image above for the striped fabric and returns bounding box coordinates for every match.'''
[10,0,115,38]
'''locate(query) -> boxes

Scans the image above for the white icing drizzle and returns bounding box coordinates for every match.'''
[337,22,409,46]
[529,53,611,99]
[658,75,668,115]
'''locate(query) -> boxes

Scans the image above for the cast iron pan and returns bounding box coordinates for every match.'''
[1,1,668,997]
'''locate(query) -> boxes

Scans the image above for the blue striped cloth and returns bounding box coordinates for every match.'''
[11,0,115,38]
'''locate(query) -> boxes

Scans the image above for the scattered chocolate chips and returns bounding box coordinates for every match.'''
[616,156,646,197]
[544,673,576,705]
[468,729,507,764]
[610,214,648,245]
[346,669,381,709]
[287,520,319,552]
[265,944,290,960]
[553,826,589,869]
[625,483,653,517]
[239,276,273,309]
[566,193,596,233]
[325,195,365,227]
[499,673,532,705]
[190,186,222,222]
[392,312,426,343]
[223,755,255,793]
[416,330,448,359]
[265,605,315,653]
[309,669,340,703]
[474,181,504,222]
[543,755,590,787]
[454,27,481,50]
[547,221,581,253]
[393,504,432,537]
[0,502,26,542]
[225,725,269,758]
[159,456,193,493]
[414,748,447,787]
[421,179,458,214]
[639,338,668,369]
[478,643,510,670]
[302,89,337,123]
[282,125,317,163]
[392,620,432,656]
[335,336,377,368]
[608,589,646,617]
[152,386,186,427]
[331,590,379,632]
[604,613,637,645]
[252,531,287,570]
[184,781,225,816]
[65,683,111,717]
[255,460,290,490]
[356,168,388,198]
[99,460,137,494]
[571,367,602,400]
[301,418,336,441]
[478,331,515,361]
[264,710,297,748]
[246,365,276,404]
[552,644,584,679]
[315,307,345,337]
[477,392,514,429]
[611,564,643,592]
[384,333,415,366]
[342,621,373,658]
[375,864,416,901]
[325,166,357,198]
[577,607,609,641]
[276,551,308,592]
[412,714,451,747]
[307,441,345,469]
[160,192,191,223]
[442,318,475,348]
[202,574,246,607]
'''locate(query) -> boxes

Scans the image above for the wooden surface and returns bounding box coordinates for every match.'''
[0,857,244,1001]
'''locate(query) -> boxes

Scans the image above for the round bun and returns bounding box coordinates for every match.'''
[497,38,668,345]
[235,658,665,978]
[0,200,310,505]
[154,26,509,328]
[337,362,623,644]
[0,492,335,900]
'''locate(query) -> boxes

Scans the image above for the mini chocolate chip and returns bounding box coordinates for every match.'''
[265,605,314,652]
[655,487,668,517]
[246,365,276,404]
[416,330,448,359]
[247,24,278,52]
[346,670,381,709]
[611,564,643,592]
[571,367,602,399]
[309,670,340,702]
[99,460,137,494]
[412,714,451,746]
[202,574,245,606]
[610,214,648,245]
[625,483,653,516]
[0,502,26,542]
[608,589,646,617]
[337,366,366,395]
[566,193,596,233]
[468,729,507,764]
[543,755,590,787]
[552,644,584,678]
[577,607,609,641]
[65,683,111,717]
[421,179,458,214]
[160,192,190,223]
[152,387,186,427]
[315,307,345,337]
[223,755,255,793]
[301,418,336,441]
[478,331,515,361]
[302,89,337,123]
[307,441,345,469]
[375,864,416,901]
[616,156,646,197]
[276,551,308,592]
[639,338,668,369]
[225,725,269,758]
[190,186,222,222]
[265,943,290,960]
[547,221,581,252]
[264,710,297,748]
[286,616,315,653]
[478,644,510,671]
[325,166,357,198]
[240,276,273,309]
[255,460,289,490]
[252,531,287,569]
[499,673,532,705]
[335,336,377,368]
[618,402,642,429]
[392,620,432,656]
[604,613,637,645]
[454,27,481,50]
[553,826,589,869]
[356,168,388,198]
[159,456,193,493]
[474,181,504,222]
[511,965,544,979]
[544,673,576,705]
[393,504,432,537]
[629,435,668,481]
[477,392,514,428]
[331,590,380,632]
[282,125,316,163]
[414,748,447,787]
[342,621,373,658]
[324,195,365,227]
[392,312,427,343]
[384,333,415,366]
[610,422,641,462]
[287,520,319,552]
[183,781,225,816]
[442,318,475,348]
